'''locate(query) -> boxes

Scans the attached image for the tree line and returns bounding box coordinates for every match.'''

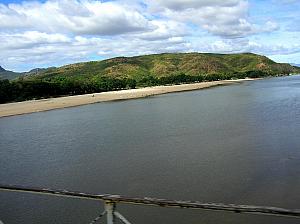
[0,70,270,104]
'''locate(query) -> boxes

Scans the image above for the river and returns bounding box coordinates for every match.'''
[1,75,300,224]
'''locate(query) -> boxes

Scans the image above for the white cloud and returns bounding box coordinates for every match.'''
[135,20,189,41]
[147,0,278,38]
[0,0,279,38]
[0,31,71,50]
[194,39,300,56]
[0,0,151,35]
[150,0,241,11]
[0,0,298,71]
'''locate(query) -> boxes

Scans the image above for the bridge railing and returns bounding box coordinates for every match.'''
[1,184,300,224]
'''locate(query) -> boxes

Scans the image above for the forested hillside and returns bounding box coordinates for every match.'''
[1,53,299,103]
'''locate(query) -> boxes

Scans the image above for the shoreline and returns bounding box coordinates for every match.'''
[0,78,257,118]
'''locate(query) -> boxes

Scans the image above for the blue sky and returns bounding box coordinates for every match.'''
[0,0,299,71]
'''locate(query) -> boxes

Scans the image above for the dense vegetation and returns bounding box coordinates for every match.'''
[1,53,299,104]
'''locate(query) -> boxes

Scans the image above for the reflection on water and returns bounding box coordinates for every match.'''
[0,75,300,224]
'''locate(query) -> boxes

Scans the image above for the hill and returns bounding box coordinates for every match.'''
[23,53,299,82]
[0,66,22,80]
[1,52,300,104]
[23,67,56,76]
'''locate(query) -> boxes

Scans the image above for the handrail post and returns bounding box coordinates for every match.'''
[105,201,116,224]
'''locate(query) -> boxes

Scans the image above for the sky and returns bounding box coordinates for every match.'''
[0,0,299,72]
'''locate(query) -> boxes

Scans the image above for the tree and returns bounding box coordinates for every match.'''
[126,79,137,89]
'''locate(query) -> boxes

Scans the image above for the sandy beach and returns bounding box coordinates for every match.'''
[0,79,256,118]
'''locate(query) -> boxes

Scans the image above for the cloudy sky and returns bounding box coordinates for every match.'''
[0,0,299,71]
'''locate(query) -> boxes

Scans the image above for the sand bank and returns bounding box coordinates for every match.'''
[0,79,256,118]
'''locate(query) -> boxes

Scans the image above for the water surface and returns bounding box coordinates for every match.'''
[1,76,300,224]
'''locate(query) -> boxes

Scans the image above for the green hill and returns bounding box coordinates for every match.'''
[23,52,299,82]
[1,52,299,104]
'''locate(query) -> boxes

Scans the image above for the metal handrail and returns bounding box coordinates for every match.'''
[1,184,300,223]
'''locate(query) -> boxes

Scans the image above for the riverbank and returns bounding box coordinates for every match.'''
[0,78,257,117]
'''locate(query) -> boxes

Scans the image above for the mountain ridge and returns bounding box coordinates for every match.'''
[0,66,22,80]
[292,63,300,67]
[1,52,300,82]
[20,52,300,82]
